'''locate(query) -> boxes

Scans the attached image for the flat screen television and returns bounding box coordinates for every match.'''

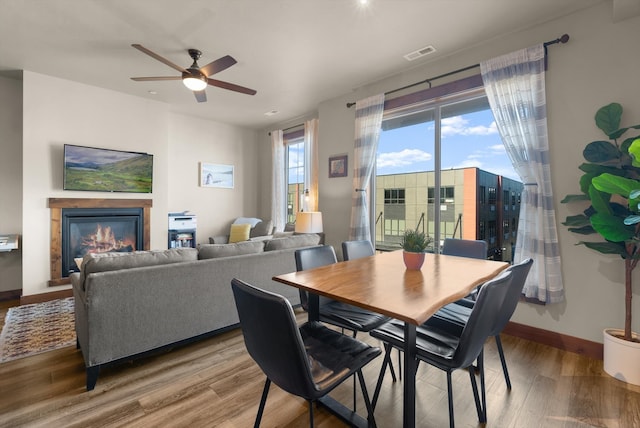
[63,144,153,193]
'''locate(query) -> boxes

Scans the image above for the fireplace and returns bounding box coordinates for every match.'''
[49,198,152,286]
[62,208,143,275]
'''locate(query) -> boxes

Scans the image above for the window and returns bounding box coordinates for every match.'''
[374,77,522,261]
[384,218,405,236]
[285,134,305,224]
[488,187,497,205]
[428,186,454,203]
[384,188,405,204]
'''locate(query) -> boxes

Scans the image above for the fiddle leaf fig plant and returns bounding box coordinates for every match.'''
[562,103,640,342]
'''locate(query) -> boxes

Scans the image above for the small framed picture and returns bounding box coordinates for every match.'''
[200,162,234,188]
[328,154,348,178]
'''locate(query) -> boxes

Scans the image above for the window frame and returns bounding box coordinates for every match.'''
[284,128,305,224]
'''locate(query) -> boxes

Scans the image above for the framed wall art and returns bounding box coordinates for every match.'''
[200,162,234,188]
[328,154,348,178]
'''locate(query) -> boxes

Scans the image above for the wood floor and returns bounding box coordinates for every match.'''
[1,300,639,428]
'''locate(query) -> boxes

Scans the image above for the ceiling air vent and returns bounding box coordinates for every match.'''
[403,45,436,61]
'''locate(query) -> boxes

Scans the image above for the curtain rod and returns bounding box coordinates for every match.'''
[346,33,569,108]
[268,123,304,136]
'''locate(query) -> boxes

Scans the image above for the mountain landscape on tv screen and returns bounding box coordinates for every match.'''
[64,145,152,193]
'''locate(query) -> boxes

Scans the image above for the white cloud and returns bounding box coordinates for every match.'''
[447,158,483,170]
[377,149,432,168]
[441,116,498,138]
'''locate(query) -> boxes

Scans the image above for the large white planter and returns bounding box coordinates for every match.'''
[603,328,640,386]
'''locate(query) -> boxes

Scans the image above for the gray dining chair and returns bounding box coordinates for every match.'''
[295,245,390,335]
[370,269,514,428]
[231,278,381,428]
[426,258,534,389]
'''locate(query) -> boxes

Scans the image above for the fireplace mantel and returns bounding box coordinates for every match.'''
[48,198,152,286]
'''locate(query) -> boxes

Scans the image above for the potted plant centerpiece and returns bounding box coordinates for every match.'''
[400,229,432,270]
[562,102,640,385]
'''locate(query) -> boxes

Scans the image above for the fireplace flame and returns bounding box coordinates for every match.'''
[82,224,135,253]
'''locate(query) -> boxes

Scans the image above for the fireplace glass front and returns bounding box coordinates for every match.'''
[62,208,144,276]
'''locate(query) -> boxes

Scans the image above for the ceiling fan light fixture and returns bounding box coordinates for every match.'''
[182,71,207,91]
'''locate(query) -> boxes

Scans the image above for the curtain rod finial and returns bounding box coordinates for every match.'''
[560,34,569,44]
[346,102,356,108]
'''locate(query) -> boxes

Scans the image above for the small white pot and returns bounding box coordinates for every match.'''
[603,328,640,386]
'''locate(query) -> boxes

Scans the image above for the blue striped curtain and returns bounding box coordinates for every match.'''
[481,44,564,303]
[349,94,385,242]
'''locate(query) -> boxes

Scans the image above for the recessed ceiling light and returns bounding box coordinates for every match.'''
[148,90,158,95]
[264,110,279,116]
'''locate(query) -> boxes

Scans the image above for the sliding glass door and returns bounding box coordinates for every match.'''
[374,88,522,261]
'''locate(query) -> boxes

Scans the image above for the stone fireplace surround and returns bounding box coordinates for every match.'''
[48,198,152,286]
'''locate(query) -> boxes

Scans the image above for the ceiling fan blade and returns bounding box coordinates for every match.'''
[194,90,207,103]
[131,44,187,73]
[207,78,257,95]
[200,55,237,77]
[130,76,182,81]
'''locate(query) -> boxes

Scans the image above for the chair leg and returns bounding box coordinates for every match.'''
[308,400,314,428]
[388,353,398,382]
[357,369,378,428]
[495,334,512,389]
[371,344,392,410]
[446,372,455,428]
[467,365,483,423]
[254,378,271,428]
[351,330,358,412]
[478,350,487,423]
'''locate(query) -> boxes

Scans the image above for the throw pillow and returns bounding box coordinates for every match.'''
[229,223,251,243]
[250,220,274,238]
[198,241,265,259]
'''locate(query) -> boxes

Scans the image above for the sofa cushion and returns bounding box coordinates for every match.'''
[229,223,251,243]
[250,220,274,238]
[264,234,321,251]
[81,248,198,289]
[198,241,265,259]
[233,217,262,227]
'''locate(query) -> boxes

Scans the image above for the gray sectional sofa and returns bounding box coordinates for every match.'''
[71,234,320,390]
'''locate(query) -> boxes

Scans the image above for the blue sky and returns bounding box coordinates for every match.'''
[377,109,520,181]
[287,109,520,182]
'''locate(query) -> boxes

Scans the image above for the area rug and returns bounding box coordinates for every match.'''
[0,297,76,363]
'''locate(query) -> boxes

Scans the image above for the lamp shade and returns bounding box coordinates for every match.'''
[295,211,323,233]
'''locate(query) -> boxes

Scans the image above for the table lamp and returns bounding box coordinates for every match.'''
[295,211,323,233]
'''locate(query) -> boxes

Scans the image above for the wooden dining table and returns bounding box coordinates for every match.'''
[273,249,509,428]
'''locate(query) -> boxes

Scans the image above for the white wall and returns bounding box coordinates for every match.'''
[21,71,169,296]
[167,113,259,242]
[258,2,640,343]
[18,71,260,297]
[0,74,23,293]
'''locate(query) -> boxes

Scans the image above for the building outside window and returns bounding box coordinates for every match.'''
[373,81,523,261]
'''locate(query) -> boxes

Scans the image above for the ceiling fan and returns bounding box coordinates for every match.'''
[130,44,257,103]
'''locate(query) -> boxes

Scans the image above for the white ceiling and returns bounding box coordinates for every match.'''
[0,0,607,130]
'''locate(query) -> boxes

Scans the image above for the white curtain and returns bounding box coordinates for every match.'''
[349,94,385,241]
[304,119,319,212]
[481,44,564,304]
[271,129,287,232]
